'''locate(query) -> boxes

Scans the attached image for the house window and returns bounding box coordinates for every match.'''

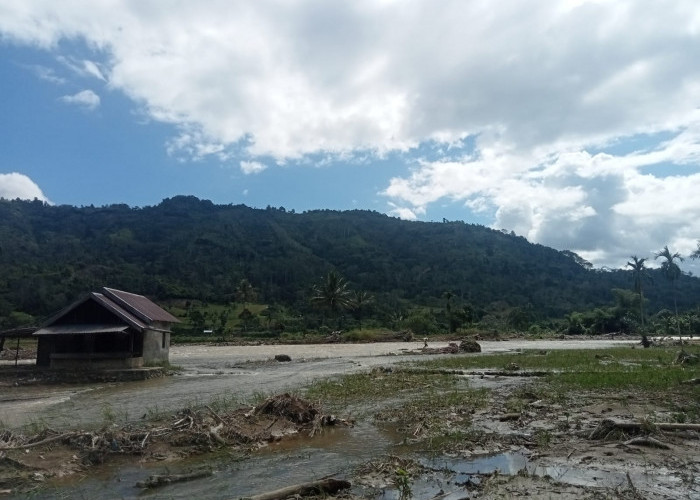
[162,332,166,349]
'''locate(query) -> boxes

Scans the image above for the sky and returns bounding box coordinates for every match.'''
[1,1,700,271]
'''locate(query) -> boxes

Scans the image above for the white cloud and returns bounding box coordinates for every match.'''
[59,89,100,110]
[57,56,107,81]
[27,64,66,84]
[240,160,267,175]
[1,1,700,267]
[0,173,51,202]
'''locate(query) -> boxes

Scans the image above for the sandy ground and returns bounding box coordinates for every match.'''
[0,339,637,430]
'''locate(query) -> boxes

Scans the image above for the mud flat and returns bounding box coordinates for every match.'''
[1,339,697,499]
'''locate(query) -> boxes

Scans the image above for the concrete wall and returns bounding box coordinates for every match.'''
[49,355,144,369]
[142,329,169,365]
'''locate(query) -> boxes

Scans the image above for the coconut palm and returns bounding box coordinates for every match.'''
[310,271,352,327]
[350,290,373,330]
[626,255,650,345]
[691,240,700,260]
[654,246,684,338]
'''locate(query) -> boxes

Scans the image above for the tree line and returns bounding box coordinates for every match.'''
[1,196,700,337]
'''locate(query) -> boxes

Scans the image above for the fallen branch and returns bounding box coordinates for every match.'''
[384,367,549,377]
[624,436,670,449]
[0,432,75,451]
[205,405,225,425]
[209,423,226,445]
[136,469,213,489]
[241,478,351,500]
[590,418,700,440]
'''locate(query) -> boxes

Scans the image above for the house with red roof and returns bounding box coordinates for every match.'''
[34,287,179,369]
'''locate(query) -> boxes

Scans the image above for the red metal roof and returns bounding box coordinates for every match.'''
[33,288,179,337]
[102,288,180,324]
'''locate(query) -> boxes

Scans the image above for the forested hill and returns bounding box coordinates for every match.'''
[1,195,699,324]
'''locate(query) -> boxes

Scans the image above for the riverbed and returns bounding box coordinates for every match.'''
[0,339,636,430]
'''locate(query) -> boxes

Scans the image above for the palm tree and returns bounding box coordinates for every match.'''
[626,256,650,346]
[350,290,373,330]
[310,271,351,327]
[691,240,700,260]
[655,246,684,338]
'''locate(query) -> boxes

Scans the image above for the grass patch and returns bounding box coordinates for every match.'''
[551,364,698,390]
[418,346,700,391]
[305,368,489,451]
[305,370,459,406]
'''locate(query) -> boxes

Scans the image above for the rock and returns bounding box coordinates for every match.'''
[274,354,292,362]
[459,340,482,353]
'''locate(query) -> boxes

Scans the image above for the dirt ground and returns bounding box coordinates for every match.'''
[1,340,698,499]
[344,378,699,499]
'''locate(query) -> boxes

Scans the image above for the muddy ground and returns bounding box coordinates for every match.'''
[1,339,698,499]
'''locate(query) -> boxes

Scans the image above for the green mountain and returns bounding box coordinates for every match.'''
[1,196,699,331]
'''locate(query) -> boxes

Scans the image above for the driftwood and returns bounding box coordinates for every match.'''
[624,436,671,449]
[136,469,213,489]
[387,367,548,377]
[589,418,700,440]
[0,432,75,451]
[241,478,351,500]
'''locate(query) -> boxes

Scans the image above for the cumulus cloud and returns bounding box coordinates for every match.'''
[1,1,700,267]
[0,173,51,202]
[240,160,267,175]
[59,89,100,110]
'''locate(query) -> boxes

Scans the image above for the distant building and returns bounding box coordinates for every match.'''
[34,287,179,369]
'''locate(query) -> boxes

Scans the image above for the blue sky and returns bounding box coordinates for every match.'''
[1,1,700,270]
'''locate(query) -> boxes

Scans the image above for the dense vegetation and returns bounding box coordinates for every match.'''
[1,196,700,337]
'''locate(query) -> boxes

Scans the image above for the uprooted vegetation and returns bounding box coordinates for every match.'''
[0,394,348,493]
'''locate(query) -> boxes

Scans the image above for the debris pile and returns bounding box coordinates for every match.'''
[459,340,482,353]
[0,394,347,491]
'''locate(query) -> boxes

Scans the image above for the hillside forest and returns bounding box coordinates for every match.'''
[2,196,700,340]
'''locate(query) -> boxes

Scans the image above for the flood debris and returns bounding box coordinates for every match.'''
[675,349,699,365]
[589,417,700,440]
[422,342,459,354]
[254,393,317,424]
[0,394,345,492]
[242,477,351,500]
[623,436,671,449]
[136,468,213,489]
[459,339,481,353]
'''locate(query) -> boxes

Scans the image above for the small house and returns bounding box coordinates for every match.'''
[34,287,179,369]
